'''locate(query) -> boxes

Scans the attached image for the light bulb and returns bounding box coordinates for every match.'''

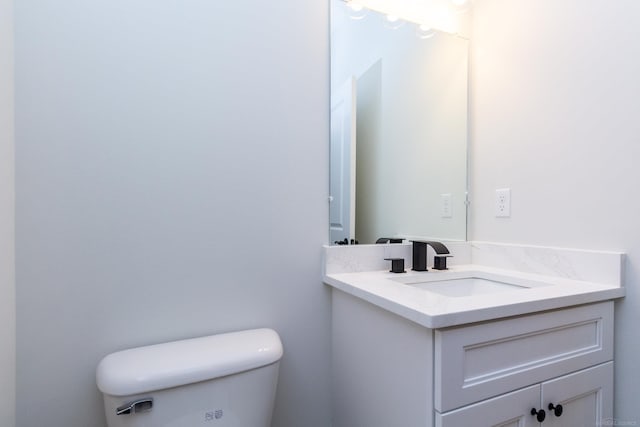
[346,1,367,20]
[451,0,470,13]
[384,14,405,30]
[416,24,435,39]
[348,2,363,12]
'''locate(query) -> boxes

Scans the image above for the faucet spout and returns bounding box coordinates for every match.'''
[411,241,451,271]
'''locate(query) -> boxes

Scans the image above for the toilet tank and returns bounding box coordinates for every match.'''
[96,328,283,427]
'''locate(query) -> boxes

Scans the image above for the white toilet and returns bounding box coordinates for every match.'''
[96,328,283,427]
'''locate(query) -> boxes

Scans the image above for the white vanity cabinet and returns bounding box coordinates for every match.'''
[436,363,613,426]
[331,290,615,427]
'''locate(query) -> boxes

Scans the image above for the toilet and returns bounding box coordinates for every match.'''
[96,328,283,427]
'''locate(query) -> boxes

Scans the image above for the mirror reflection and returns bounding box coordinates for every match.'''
[330,0,469,245]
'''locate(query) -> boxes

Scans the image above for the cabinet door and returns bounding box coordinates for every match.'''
[542,362,613,427]
[436,385,540,427]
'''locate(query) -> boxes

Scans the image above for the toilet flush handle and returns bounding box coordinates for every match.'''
[116,398,154,415]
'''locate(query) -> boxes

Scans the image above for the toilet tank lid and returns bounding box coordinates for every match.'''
[96,328,283,397]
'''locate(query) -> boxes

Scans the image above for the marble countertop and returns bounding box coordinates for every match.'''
[324,265,625,329]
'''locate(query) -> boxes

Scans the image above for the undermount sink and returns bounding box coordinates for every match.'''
[396,277,529,298]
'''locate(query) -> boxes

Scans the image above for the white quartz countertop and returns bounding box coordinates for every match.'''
[324,265,625,328]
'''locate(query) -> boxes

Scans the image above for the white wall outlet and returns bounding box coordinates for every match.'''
[441,193,452,218]
[495,188,511,217]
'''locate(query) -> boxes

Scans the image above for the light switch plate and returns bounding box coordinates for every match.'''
[441,193,452,218]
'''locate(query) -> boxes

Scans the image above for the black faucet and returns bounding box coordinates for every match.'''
[412,241,452,271]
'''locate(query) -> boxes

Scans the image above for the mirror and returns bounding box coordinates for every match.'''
[329,0,469,245]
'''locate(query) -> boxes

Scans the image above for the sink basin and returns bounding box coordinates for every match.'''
[404,277,529,298]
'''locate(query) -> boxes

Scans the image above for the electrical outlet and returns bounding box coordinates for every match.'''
[495,188,511,217]
[441,193,452,218]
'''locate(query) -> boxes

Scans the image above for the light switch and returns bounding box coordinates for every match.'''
[441,193,452,218]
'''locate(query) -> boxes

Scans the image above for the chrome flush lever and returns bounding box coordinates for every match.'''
[116,398,153,415]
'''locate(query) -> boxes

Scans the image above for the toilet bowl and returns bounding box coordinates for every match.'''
[96,328,283,427]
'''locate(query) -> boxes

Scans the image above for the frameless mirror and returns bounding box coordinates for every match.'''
[329,0,469,245]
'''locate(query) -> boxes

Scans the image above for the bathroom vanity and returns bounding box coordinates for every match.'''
[324,242,624,427]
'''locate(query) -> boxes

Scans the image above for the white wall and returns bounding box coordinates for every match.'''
[0,0,15,425]
[470,0,640,423]
[15,1,329,427]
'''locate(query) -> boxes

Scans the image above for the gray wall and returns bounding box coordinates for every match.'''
[0,0,15,425]
[15,1,330,426]
[15,1,640,427]
[470,0,640,424]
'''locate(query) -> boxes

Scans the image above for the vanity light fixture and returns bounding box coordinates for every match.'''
[384,14,405,30]
[416,24,436,39]
[451,0,469,13]
[342,0,460,37]
[346,0,368,20]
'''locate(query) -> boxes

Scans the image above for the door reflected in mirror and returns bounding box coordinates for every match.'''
[330,0,469,245]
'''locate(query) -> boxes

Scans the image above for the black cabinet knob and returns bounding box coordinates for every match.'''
[531,408,546,422]
[548,403,563,417]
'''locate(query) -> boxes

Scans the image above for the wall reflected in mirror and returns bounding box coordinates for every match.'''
[330,0,469,245]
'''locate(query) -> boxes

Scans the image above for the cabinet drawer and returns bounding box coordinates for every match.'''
[435,302,613,412]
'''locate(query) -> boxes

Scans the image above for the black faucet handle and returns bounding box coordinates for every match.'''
[433,255,453,270]
[384,258,406,273]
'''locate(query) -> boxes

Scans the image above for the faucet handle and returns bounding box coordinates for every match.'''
[433,255,453,270]
[384,258,406,273]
